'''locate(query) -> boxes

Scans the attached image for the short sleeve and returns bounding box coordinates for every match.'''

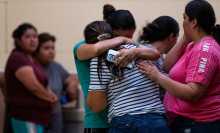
[185,47,218,87]
[10,50,31,72]
[89,57,112,91]
[56,62,69,83]
[73,41,86,59]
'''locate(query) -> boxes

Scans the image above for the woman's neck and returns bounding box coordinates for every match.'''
[150,41,166,55]
[193,30,213,45]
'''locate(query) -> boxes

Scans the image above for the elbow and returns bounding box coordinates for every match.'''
[183,95,200,103]
[162,65,170,74]
[153,54,161,61]
[86,100,106,114]
[188,97,200,103]
[91,108,104,114]
[150,50,160,61]
[87,103,105,114]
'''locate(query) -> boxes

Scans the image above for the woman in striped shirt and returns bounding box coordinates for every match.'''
[86,16,179,133]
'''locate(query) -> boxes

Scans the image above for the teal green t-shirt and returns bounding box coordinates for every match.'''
[73,41,109,128]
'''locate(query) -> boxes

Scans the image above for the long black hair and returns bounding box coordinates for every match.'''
[12,23,37,49]
[138,16,179,44]
[84,21,124,83]
[185,0,220,44]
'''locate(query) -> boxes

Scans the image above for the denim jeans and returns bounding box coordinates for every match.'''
[109,113,170,133]
[169,116,220,133]
[84,128,109,133]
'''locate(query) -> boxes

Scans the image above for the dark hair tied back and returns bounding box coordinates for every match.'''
[213,24,220,45]
[138,16,179,44]
[103,4,116,20]
[138,23,162,44]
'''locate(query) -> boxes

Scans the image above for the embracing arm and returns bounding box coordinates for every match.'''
[137,61,207,102]
[162,35,191,73]
[76,36,138,60]
[155,73,206,102]
[114,45,160,68]
[15,66,54,102]
[86,91,107,114]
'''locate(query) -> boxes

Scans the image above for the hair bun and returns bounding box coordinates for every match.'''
[213,24,220,33]
[103,4,116,20]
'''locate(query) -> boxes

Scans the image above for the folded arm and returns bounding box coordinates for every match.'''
[15,66,54,102]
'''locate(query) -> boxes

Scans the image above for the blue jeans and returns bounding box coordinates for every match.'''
[169,116,220,133]
[109,113,170,133]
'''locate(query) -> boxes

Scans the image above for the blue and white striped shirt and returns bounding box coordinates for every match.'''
[89,44,165,122]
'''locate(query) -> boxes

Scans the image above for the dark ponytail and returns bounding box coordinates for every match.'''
[103,4,136,31]
[138,16,179,44]
[213,24,220,45]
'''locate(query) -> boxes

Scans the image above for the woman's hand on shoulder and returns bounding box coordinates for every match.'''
[136,60,161,81]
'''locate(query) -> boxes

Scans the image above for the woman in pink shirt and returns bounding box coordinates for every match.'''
[137,0,220,132]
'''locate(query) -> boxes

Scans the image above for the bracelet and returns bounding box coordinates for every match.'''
[161,76,168,88]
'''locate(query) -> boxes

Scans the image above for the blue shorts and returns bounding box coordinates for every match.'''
[11,118,44,133]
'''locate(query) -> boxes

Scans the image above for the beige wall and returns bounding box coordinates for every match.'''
[0,0,220,72]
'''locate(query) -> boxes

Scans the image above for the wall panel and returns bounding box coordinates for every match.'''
[0,0,219,71]
[0,3,6,53]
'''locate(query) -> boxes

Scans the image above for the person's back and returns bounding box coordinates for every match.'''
[89,44,165,121]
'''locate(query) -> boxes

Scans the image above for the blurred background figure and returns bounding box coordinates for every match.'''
[5,23,58,133]
[0,74,14,133]
[34,33,79,133]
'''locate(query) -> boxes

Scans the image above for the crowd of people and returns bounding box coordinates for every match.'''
[0,0,220,133]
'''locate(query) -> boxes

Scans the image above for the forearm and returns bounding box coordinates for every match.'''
[86,91,107,114]
[162,36,190,73]
[30,85,53,102]
[157,73,200,102]
[76,37,129,60]
[135,47,160,61]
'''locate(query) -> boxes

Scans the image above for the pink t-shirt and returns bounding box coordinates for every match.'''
[164,38,220,125]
